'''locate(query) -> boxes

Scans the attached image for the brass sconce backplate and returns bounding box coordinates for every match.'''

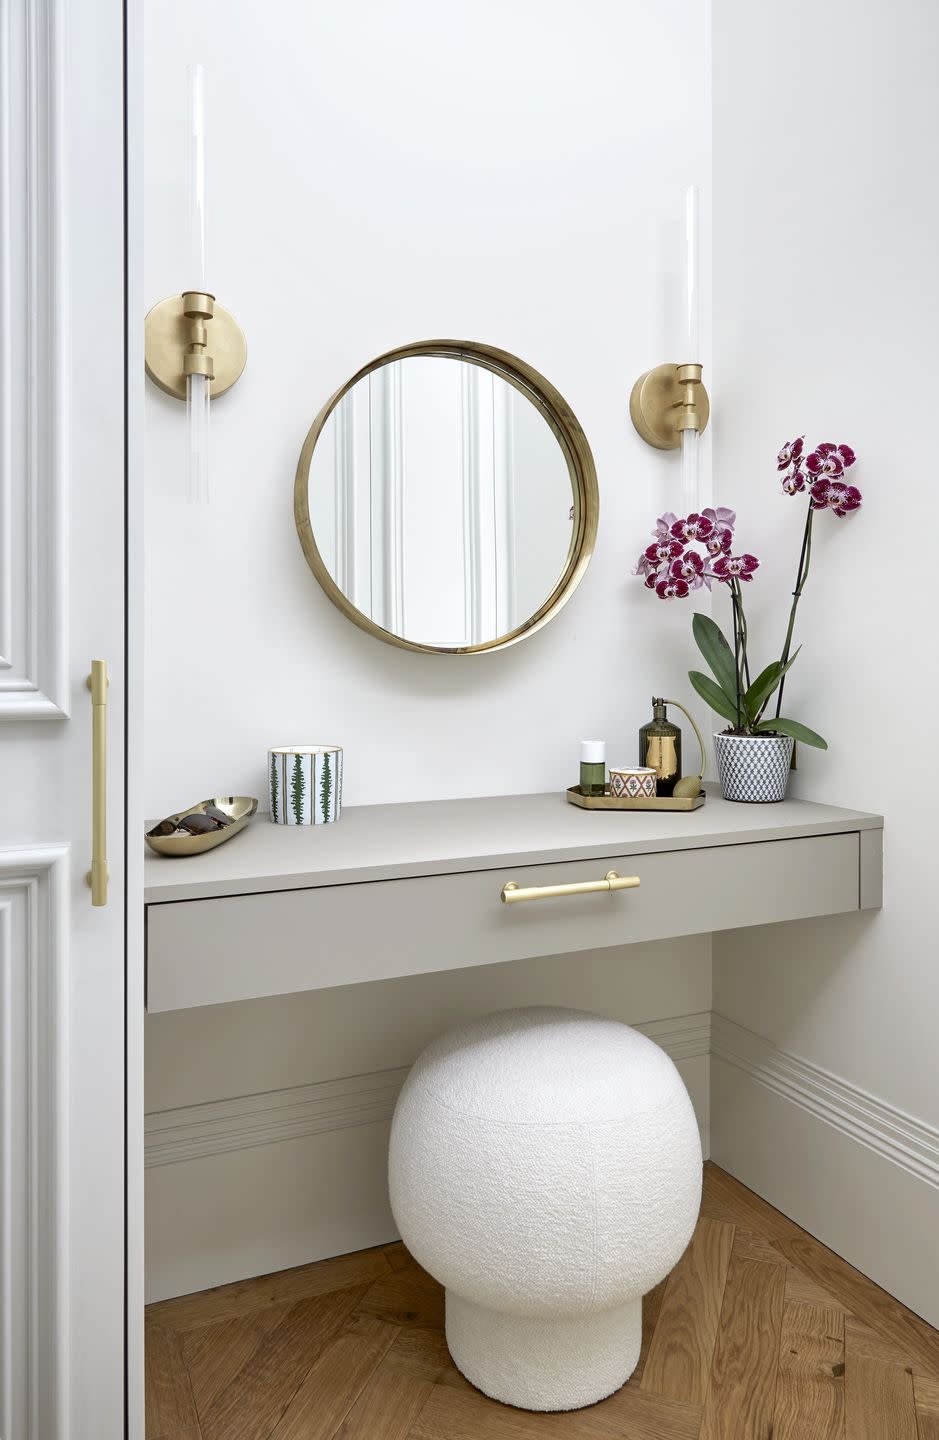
[630,362,710,450]
[144,293,247,400]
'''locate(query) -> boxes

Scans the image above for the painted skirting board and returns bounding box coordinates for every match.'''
[144,1012,710,1301]
[144,1011,712,1171]
[710,1013,939,1328]
[145,1066,410,1169]
[149,1008,939,1184]
[146,1009,939,1318]
[710,1014,939,1190]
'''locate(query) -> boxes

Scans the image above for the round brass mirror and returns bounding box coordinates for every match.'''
[294,340,599,654]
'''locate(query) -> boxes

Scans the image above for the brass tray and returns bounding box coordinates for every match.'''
[145,795,259,857]
[566,785,706,812]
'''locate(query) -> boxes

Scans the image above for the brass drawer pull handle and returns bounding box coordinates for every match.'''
[501,870,641,904]
[86,660,109,907]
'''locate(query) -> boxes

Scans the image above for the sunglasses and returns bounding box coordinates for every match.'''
[150,803,234,838]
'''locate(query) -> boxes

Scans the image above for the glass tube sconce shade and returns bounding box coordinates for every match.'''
[628,185,709,498]
[187,65,210,503]
[143,63,246,497]
[186,372,210,504]
[679,185,700,514]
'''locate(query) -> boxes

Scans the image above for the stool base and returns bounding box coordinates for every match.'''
[445,1290,642,1412]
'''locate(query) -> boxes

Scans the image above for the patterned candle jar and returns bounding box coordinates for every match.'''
[608,766,657,800]
[269,746,343,824]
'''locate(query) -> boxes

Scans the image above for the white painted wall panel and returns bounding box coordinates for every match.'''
[711,0,939,1321]
[142,0,712,815]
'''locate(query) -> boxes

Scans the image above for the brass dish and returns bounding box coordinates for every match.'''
[566,785,706,813]
[145,796,259,857]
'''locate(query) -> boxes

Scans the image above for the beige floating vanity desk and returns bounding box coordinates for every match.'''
[144,789,883,1013]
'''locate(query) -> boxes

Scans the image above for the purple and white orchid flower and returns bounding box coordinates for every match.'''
[705,525,734,556]
[810,479,862,516]
[777,436,804,471]
[816,441,856,469]
[805,443,852,480]
[702,506,736,531]
[655,575,690,600]
[652,512,680,542]
[643,539,684,568]
[781,466,806,496]
[670,512,715,544]
[711,553,760,583]
[670,550,707,590]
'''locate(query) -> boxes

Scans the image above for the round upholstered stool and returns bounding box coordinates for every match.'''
[388,1006,701,1412]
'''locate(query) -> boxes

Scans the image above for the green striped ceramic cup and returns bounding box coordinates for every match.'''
[269,746,343,825]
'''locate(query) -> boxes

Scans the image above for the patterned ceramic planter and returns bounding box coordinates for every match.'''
[269,746,343,824]
[713,732,794,804]
[609,766,658,800]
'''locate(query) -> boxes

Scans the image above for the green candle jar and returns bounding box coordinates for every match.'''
[579,740,606,796]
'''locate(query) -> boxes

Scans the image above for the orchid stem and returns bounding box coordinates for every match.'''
[734,579,752,689]
[775,502,815,719]
[731,586,743,730]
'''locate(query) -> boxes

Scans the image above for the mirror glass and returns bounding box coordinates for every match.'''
[297,348,593,653]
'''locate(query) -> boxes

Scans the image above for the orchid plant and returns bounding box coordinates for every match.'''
[634,439,862,749]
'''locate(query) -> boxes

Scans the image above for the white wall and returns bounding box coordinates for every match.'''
[143,1,714,1299]
[711,0,939,1323]
[143,0,711,815]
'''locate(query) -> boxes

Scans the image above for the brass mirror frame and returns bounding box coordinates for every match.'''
[294,340,599,655]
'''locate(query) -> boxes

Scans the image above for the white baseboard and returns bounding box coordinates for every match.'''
[145,1008,939,1314]
[145,1066,410,1169]
[145,1011,712,1171]
[711,1012,939,1327]
[711,1014,939,1191]
[144,1011,711,1301]
[638,1011,713,1065]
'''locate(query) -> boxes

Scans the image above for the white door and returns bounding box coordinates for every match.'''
[0,1,130,1436]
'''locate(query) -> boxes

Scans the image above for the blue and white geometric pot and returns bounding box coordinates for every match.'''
[713,732,794,804]
[269,745,343,824]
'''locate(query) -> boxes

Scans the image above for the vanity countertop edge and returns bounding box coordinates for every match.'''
[144,787,884,905]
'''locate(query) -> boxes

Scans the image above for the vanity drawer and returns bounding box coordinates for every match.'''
[146,832,861,1012]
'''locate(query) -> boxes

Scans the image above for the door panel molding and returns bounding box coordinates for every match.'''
[0,847,69,1439]
[0,0,69,719]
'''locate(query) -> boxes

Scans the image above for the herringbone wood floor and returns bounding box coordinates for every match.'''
[146,1163,939,1440]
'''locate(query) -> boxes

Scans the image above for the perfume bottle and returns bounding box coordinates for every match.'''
[579,740,606,796]
[639,699,681,798]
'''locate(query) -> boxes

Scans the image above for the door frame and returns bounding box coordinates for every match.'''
[125,0,146,1431]
[2,0,143,1433]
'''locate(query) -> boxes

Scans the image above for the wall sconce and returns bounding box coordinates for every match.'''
[630,186,709,511]
[144,65,246,502]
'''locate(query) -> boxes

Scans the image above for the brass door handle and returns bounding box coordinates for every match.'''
[86,661,109,906]
[501,870,640,904]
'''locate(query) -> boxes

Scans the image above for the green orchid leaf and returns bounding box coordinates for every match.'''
[689,669,741,726]
[745,646,802,720]
[692,613,738,699]
[755,716,828,749]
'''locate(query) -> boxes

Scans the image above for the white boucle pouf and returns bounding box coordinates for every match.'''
[388,1006,702,1412]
